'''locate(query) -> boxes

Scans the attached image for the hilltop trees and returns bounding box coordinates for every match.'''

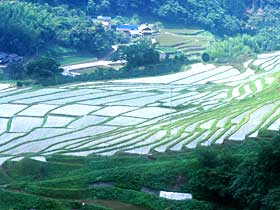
[3,57,63,84]
[19,0,280,36]
[87,0,110,16]
[113,39,160,70]
[26,57,63,81]
[0,1,115,55]
[205,3,280,62]
[205,35,255,62]
[4,62,25,80]
[69,24,114,53]
[20,0,242,35]
[221,0,246,19]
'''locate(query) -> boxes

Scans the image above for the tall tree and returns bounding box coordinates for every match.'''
[113,39,160,70]
[26,57,63,80]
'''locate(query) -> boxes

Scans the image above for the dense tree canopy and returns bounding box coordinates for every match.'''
[26,57,63,80]
[0,1,114,55]
[18,0,279,34]
[4,62,25,80]
[21,0,280,36]
[112,39,160,69]
[25,0,242,35]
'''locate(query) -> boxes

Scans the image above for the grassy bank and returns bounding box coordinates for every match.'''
[0,130,279,210]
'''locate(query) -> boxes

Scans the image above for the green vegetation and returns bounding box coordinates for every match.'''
[2,0,280,80]
[204,3,280,62]
[155,28,214,60]
[2,0,280,65]
[4,62,25,80]
[24,0,280,37]
[2,52,187,86]
[53,58,187,85]
[57,55,97,66]
[0,1,115,56]
[0,131,279,210]
[3,57,63,85]
[23,0,244,35]
[41,46,97,66]
[205,35,256,63]
[113,39,160,70]
[1,1,280,209]
[0,189,109,210]
[26,57,63,81]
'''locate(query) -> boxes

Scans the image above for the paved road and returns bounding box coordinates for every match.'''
[63,60,126,71]
[62,60,126,77]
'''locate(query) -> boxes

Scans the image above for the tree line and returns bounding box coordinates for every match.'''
[0,1,115,56]
[5,0,280,60]
[20,0,280,35]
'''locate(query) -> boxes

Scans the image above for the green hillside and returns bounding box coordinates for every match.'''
[0,131,279,210]
[1,0,280,209]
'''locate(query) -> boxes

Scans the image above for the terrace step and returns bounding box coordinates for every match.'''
[0,51,279,163]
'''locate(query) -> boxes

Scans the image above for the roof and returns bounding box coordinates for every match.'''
[130,30,141,35]
[116,24,138,31]
[97,16,111,21]
[139,24,152,31]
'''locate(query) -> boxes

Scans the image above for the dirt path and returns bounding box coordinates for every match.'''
[1,188,149,210]
[82,199,148,210]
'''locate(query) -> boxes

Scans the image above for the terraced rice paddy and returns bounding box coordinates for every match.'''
[155,28,214,58]
[0,52,280,164]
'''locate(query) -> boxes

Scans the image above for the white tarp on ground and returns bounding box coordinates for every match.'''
[159,191,193,200]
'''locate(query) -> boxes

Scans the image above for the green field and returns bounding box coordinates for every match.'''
[57,54,98,66]
[40,46,98,66]
[0,50,280,210]
[155,27,215,59]
[160,28,205,35]
[0,131,279,210]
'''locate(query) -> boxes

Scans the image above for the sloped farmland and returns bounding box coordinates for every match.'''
[0,52,280,163]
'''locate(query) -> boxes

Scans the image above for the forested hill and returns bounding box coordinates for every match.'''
[0,1,115,55]
[3,0,280,58]
[20,0,280,35]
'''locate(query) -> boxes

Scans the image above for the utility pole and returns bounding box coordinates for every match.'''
[170,87,173,116]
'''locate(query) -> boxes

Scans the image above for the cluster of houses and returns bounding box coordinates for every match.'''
[95,16,157,38]
[95,16,181,62]
[0,52,23,65]
[116,23,155,37]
